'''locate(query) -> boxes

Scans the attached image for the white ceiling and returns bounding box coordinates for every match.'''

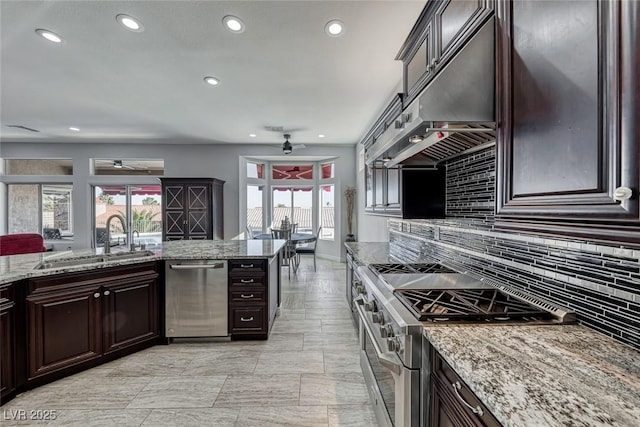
[0,1,424,146]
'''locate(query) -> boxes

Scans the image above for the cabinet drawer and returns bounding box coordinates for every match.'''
[433,352,501,426]
[230,276,264,287]
[230,307,265,332]
[229,259,266,274]
[230,289,265,303]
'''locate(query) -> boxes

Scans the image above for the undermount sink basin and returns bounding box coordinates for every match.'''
[34,250,155,270]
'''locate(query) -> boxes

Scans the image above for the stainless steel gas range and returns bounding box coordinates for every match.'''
[354,262,576,427]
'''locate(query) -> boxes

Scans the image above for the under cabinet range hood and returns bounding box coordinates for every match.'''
[365,17,496,167]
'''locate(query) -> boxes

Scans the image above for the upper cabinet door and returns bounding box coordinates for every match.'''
[435,0,493,65]
[496,0,640,244]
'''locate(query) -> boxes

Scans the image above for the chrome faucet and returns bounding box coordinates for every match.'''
[104,214,127,254]
[131,230,140,251]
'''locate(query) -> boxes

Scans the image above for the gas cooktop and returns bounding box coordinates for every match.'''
[369,263,456,275]
[395,288,562,323]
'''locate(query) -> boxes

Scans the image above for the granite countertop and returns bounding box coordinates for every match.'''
[424,324,640,427]
[0,239,285,285]
[344,242,395,265]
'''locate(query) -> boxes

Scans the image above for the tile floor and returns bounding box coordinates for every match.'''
[2,258,378,426]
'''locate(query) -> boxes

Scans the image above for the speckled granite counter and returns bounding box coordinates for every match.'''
[0,239,285,285]
[344,242,395,264]
[424,324,640,427]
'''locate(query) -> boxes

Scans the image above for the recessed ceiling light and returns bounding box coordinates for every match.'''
[249,134,257,138]
[325,20,344,37]
[204,76,220,86]
[35,29,62,43]
[69,127,80,132]
[116,14,144,32]
[318,134,325,138]
[223,15,245,33]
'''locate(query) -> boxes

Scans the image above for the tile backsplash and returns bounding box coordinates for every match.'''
[390,145,640,350]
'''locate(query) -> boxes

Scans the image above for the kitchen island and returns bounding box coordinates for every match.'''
[0,239,286,285]
[0,239,285,404]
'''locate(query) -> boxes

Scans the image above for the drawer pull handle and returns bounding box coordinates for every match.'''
[240,264,254,268]
[240,294,254,299]
[240,279,255,283]
[240,316,254,322]
[103,290,110,296]
[451,381,484,416]
[93,292,101,298]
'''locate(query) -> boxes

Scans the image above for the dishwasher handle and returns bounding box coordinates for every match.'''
[169,263,225,270]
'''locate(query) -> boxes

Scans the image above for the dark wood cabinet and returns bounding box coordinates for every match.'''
[27,284,103,380]
[160,178,225,241]
[398,0,494,105]
[228,258,279,339]
[431,348,501,427]
[102,274,159,355]
[365,163,401,215]
[365,166,446,219]
[0,282,17,403]
[496,0,640,245]
[25,263,160,384]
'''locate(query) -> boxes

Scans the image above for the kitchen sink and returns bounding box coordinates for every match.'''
[34,250,156,270]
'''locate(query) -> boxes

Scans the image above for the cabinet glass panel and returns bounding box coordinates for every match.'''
[387,168,400,206]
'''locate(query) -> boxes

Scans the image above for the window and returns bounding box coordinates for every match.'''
[319,185,335,240]
[247,161,264,179]
[92,159,164,176]
[4,159,72,175]
[7,184,73,239]
[272,164,313,180]
[247,185,264,236]
[272,187,313,232]
[93,185,162,248]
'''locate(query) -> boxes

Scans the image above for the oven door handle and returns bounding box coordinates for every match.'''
[355,301,402,375]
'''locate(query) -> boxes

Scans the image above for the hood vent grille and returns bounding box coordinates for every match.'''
[387,123,496,166]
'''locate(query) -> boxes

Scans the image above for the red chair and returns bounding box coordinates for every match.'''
[0,233,47,256]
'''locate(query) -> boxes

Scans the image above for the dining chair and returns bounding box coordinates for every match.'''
[296,226,321,271]
[271,228,297,279]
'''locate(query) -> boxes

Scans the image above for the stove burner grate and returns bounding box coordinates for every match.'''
[394,288,556,322]
[369,263,456,275]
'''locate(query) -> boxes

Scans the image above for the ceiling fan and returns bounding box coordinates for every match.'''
[95,159,147,170]
[281,133,306,155]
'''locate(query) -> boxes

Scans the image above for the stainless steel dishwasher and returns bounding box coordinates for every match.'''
[165,259,228,337]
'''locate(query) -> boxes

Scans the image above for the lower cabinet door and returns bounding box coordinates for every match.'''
[0,301,16,401]
[102,275,159,355]
[229,306,265,333]
[27,285,103,380]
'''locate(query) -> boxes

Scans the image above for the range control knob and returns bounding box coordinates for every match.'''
[380,324,394,338]
[363,300,377,312]
[372,312,384,324]
[355,284,366,294]
[387,337,401,352]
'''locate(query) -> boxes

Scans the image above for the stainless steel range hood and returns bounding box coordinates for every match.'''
[365,17,496,167]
